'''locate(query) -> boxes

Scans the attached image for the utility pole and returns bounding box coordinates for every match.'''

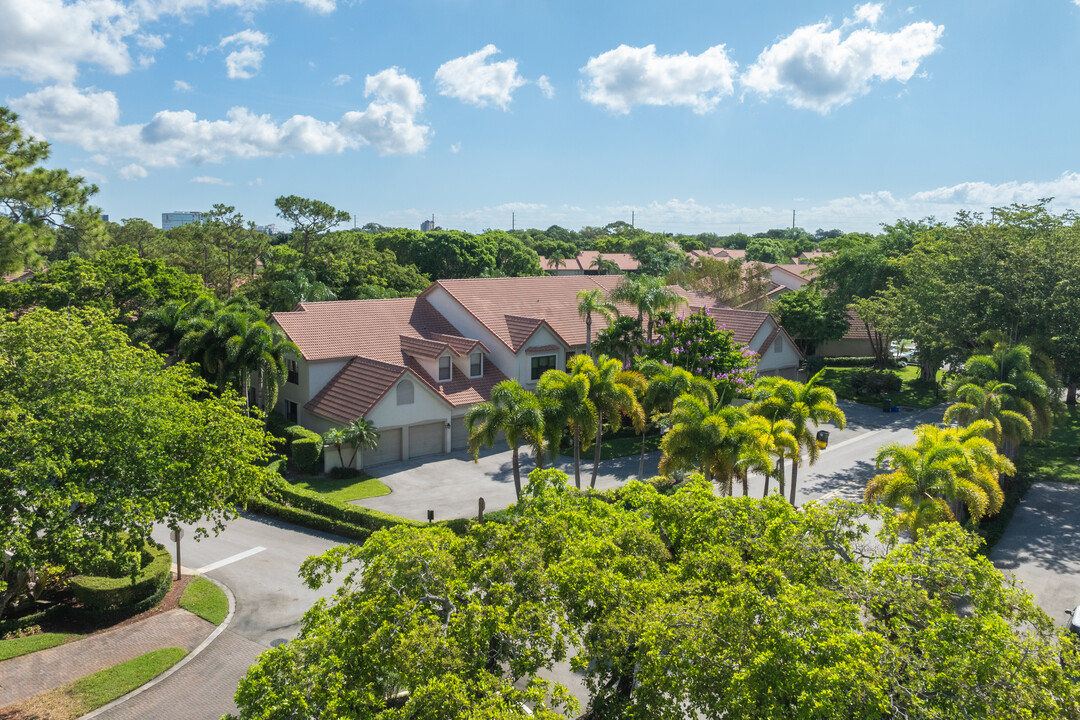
[631,210,635,228]
[512,212,515,231]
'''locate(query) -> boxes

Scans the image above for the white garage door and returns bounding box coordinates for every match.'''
[363,427,401,468]
[450,417,469,450]
[409,422,445,458]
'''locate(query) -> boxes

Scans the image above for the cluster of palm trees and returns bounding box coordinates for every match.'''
[576,275,687,358]
[144,294,298,413]
[465,351,847,505]
[864,342,1054,538]
[322,419,381,470]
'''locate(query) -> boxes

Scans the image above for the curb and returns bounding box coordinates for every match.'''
[78,574,236,719]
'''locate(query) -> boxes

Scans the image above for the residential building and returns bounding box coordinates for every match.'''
[271,276,801,470]
[538,251,640,275]
[253,223,278,235]
[161,211,203,230]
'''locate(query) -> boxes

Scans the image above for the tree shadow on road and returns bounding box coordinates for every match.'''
[805,459,878,500]
[990,482,1080,575]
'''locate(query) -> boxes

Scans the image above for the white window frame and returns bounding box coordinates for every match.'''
[469,352,483,378]
[438,356,452,382]
[397,379,415,405]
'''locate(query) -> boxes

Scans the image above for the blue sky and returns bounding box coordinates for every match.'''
[3,1,1079,234]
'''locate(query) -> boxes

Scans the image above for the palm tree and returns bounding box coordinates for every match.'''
[323,427,347,468]
[750,371,846,505]
[465,380,545,501]
[638,361,716,479]
[548,249,571,274]
[343,418,380,468]
[609,275,687,342]
[269,268,336,312]
[537,363,597,489]
[953,343,1053,442]
[585,355,646,489]
[944,380,1034,455]
[226,318,299,413]
[576,288,616,357]
[758,417,799,499]
[865,421,1011,539]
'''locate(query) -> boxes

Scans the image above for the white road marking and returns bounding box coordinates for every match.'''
[196,546,266,573]
[822,428,886,453]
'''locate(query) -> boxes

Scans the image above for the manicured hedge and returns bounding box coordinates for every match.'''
[819,356,877,367]
[71,542,173,614]
[850,369,903,395]
[263,476,425,532]
[246,495,373,542]
[278,424,323,472]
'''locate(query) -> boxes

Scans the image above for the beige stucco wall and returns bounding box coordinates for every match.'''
[275,353,347,427]
[516,325,567,390]
[424,286,518,378]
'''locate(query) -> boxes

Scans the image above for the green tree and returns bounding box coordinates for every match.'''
[644,308,758,399]
[537,358,597,489]
[268,267,336,312]
[322,427,347,468]
[225,317,299,412]
[609,274,686,342]
[750,372,846,505]
[0,307,275,618]
[593,314,643,364]
[865,422,1010,537]
[772,286,849,355]
[465,380,545,501]
[576,288,615,357]
[343,417,380,467]
[107,217,163,259]
[638,361,716,479]
[944,380,1034,455]
[275,195,351,257]
[584,355,646,489]
[744,237,792,263]
[954,342,1054,440]
[0,107,106,276]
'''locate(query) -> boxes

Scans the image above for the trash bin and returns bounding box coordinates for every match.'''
[816,430,830,450]
[882,397,891,413]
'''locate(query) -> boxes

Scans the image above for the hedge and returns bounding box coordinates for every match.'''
[247,495,373,542]
[263,476,425,532]
[817,356,877,367]
[280,424,323,472]
[71,542,173,614]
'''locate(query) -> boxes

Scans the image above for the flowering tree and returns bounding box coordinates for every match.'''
[644,309,758,400]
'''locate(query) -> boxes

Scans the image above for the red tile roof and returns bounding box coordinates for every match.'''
[400,334,453,359]
[538,251,640,272]
[403,356,510,407]
[304,356,410,423]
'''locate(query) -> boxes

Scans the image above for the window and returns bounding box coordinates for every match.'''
[285,400,298,423]
[287,358,299,385]
[470,352,483,377]
[397,379,414,405]
[439,356,452,382]
[774,336,783,354]
[531,354,556,381]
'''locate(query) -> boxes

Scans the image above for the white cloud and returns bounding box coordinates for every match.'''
[741,7,943,113]
[331,73,351,86]
[220,29,269,79]
[136,33,167,51]
[537,75,555,99]
[191,175,231,184]
[847,3,884,27]
[248,177,262,186]
[75,167,109,185]
[174,80,194,92]
[450,142,461,153]
[9,73,430,168]
[435,45,526,110]
[580,43,738,114]
[119,163,148,179]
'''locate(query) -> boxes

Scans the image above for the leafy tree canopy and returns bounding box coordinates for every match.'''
[645,308,758,399]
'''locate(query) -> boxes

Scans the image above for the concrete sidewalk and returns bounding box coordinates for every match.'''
[0,609,214,709]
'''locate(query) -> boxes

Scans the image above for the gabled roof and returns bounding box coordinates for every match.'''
[538,251,640,272]
[272,297,460,362]
[403,356,510,407]
[400,334,455,359]
[431,333,489,355]
[304,356,412,423]
[771,263,817,281]
[423,276,631,351]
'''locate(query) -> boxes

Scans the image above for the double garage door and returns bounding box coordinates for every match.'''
[362,422,446,469]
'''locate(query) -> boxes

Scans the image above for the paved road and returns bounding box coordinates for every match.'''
[990,482,1080,633]
[96,513,346,720]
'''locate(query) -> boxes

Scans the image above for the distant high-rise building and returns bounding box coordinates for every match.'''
[162,211,203,230]
[253,223,278,235]
[420,219,436,232]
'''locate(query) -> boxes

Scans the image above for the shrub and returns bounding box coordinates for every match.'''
[261,476,424,533]
[850,369,903,395]
[246,496,373,542]
[70,542,172,615]
[329,466,363,480]
[292,436,322,473]
[801,355,827,375]
[822,356,876,367]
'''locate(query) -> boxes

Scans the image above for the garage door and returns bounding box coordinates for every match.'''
[362,427,401,468]
[409,421,445,458]
[450,417,469,450]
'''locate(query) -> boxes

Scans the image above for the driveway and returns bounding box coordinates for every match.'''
[990,482,1080,631]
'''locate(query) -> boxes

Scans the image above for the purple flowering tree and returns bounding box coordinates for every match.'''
[644,309,758,400]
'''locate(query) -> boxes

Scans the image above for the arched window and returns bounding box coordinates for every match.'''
[397,379,414,405]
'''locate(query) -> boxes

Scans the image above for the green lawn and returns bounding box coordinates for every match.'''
[1020,407,1080,483]
[288,474,391,503]
[0,631,79,661]
[560,431,663,462]
[818,365,947,410]
[179,577,229,625]
[9,647,188,720]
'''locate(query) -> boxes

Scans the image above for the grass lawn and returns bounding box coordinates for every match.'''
[288,474,391,503]
[818,365,947,410]
[0,632,79,661]
[1020,406,1080,483]
[179,577,228,625]
[560,431,663,462]
[4,647,187,720]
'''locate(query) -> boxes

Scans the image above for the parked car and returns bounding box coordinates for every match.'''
[1068,605,1080,636]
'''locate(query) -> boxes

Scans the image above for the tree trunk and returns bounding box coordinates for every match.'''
[336,445,345,468]
[1068,381,1077,406]
[573,429,582,490]
[762,467,771,498]
[585,314,593,357]
[789,455,800,506]
[591,414,603,489]
[511,444,522,501]
[775,458,786,499]
[742,469,749,497]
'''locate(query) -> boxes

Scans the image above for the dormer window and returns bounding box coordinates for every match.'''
[439,356,452,382]
[470,351,483,378]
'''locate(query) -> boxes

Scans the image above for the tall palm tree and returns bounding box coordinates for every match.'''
[757,417,799,499]
[323,427,347,468]
[465,380,545,501]
[269,268,336,312]
[576,288,616,357]
[953,343,1053,441]
[537,363,597,489]
[638,361,716,479]
[609,276,687,342]
[865,421,1011,539]
[343,417,380,468]
[944,380,1034,455]
[750,371,846,505]
[585,355,646,489]
[226,318,299,413]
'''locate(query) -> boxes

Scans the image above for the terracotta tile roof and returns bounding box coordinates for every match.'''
[272,297,460,362]
[842,309,872,341]
[525,344,562,353]
[714,248,747,260]
[431,333,489,355]
[304,356,408,424]
[400,334,452,359]
[403,356,510,407]
[771,263,817,280]
[755,326,782,355]
[425,276,630,350]
[676,291,771,345]
[576,250,639,271]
